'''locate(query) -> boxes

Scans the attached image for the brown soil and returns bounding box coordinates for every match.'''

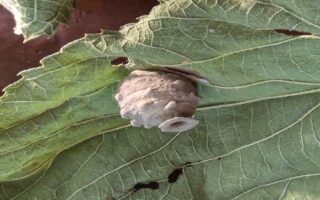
[0,0,158,95]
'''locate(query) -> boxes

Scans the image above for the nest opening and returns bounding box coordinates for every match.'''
[170,121,185,128]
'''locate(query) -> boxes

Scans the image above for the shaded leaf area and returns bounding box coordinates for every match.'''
[0,0,75,41]
[1,0,320,199]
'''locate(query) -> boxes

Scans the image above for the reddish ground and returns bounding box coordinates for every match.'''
[0,0,158,94]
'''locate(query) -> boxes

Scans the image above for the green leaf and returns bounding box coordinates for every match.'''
[0,0,75,41]
[0,32,130,181]
[1,0,320,199]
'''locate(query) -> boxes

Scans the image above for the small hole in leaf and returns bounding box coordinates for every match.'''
[133,181,159,192]
[218,157,221,160]
[274,29,312,36]
[111,57,128,65]
[168,168,183,183]
[170,121,185,128]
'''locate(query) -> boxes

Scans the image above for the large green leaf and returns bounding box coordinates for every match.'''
[0,0,74,41]
[1,0,320,199]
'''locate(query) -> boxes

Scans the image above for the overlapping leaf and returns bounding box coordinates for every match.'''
[1,0,320,199]
[0,0,74,41]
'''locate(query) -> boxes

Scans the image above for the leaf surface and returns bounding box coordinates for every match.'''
[1,0,320,199]
[0,0,74,41]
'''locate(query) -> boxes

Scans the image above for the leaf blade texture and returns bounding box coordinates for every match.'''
[1,0,320,199]
[0,0,75,41]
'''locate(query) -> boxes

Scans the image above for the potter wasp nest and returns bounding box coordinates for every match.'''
[115,70,200,132]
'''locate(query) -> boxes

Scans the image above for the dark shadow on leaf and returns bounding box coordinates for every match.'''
[168,168,183,183]
[133,181,159,192]
[274,29,312,36]
[167,162,192,183]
